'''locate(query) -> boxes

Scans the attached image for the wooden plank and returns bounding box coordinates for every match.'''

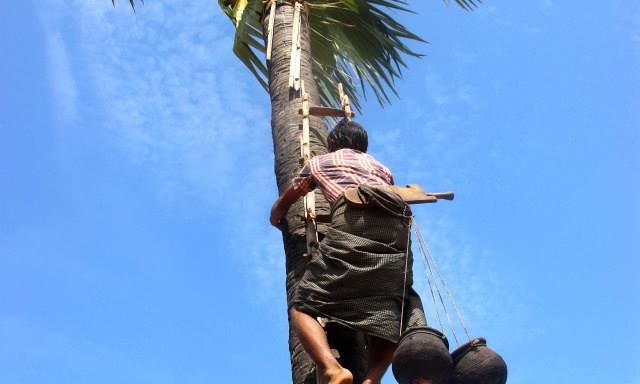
[338,83,352,121]
[265,1,276,61]
[338,82,346,101]
[301,91,310,165]
[294,18,302,91]
[427,191,455,201]
[343,184,454,206]
[299,85,318,259]
[288,2,302,89]
[297,106,355,118]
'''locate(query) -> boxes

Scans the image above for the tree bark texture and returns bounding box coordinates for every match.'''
[261,3,367,383]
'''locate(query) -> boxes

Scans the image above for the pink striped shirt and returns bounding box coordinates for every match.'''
[292,148,394,205]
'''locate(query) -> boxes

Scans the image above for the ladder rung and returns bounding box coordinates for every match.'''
[298,106,356,118]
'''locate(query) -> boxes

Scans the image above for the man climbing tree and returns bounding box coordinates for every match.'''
[114,1,478,382]
[270,120,428,384]
[216,2,477,382]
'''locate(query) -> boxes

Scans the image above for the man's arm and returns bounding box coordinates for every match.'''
[270,185,305,230]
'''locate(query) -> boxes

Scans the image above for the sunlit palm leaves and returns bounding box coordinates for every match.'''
[116,0,478,109]
[219,0,478,110]
[306,0,426,110]
[221,0,269,90]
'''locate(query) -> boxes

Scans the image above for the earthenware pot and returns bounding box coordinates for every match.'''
[450,337,507,384]
[392,327,452,384]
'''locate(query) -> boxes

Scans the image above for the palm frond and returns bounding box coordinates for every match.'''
[307,0,425,110]
[219,0,269,91]
[112,0,144,12]
[219,0,479,110]
[450,0,480,11]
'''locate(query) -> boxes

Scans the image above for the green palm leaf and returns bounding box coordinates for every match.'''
[117,0,479,108]
[117,0,478,108]
[219,0,478,110]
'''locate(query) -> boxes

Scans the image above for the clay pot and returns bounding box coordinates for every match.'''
[450,338,507,384]
[392,327,453,384]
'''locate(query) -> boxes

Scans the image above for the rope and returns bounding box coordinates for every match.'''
[413,221,459,344]
[398,207,412,339]
[413,219,472,342]
[413,220,458,344]
[411,217,446,336]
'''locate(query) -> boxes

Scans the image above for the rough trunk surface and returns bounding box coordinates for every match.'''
[261,3,367,383]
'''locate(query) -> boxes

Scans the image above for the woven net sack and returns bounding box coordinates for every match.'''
[392,327,453,384]
[450,338,507,384]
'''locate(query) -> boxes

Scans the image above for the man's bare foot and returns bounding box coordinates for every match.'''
[319,367,353,384]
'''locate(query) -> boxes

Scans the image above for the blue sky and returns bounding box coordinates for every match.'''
[1,0,638,383]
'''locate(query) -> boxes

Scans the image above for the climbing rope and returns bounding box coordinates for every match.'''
[412,218,472,344]
[399,206,412,339]
[413,217,458,344]
[412,217,445,332]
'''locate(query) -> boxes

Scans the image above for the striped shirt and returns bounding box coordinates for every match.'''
[292,148,394,205]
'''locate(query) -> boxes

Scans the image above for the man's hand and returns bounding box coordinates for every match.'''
[270,206,286,231]
[269,185,305,231]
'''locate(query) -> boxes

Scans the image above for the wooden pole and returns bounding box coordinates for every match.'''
[300,81,318,260]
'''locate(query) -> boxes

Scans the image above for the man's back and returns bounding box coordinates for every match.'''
[292,148,394,205]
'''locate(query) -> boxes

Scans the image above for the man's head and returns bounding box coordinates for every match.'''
[327,119,368,153]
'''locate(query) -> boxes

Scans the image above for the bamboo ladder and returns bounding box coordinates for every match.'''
[299,81,355,261]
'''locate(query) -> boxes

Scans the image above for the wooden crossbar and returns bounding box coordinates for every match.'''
[297,106,355,118]
[296,82,356,120]
[342,184,455,210]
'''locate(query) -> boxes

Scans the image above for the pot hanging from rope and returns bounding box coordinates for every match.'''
[450,337,507,384]
[411,217,508,384]
[392,326,452,384]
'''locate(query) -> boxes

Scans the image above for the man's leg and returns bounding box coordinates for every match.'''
[290,307,353,384]
[361,337,396,384]
[361,336,434,384]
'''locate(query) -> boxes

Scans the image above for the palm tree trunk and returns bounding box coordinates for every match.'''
[261,3,366,383]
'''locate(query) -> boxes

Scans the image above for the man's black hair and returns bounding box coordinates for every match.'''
[327,119,368,153]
